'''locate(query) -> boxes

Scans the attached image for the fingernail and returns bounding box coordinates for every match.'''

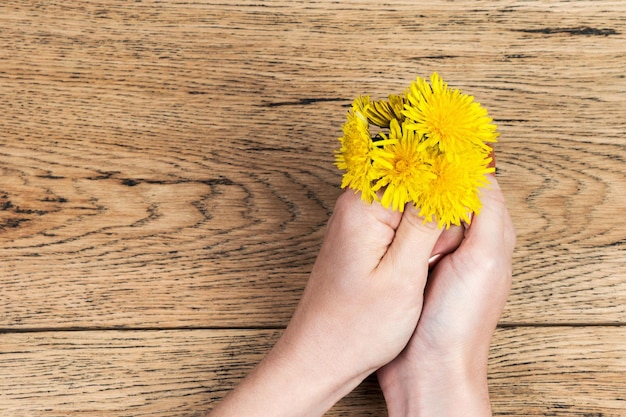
[428,253,442,267]
[487,147,496,170]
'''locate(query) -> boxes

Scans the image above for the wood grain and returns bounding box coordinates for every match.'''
[1,2,625,415]
[1,1,625,328]
[1,327,624,417]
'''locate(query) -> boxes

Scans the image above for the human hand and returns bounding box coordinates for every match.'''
[208,189,445,417]
[377,174,516,417]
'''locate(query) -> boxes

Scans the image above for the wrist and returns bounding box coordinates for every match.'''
[380,351,492,417]
[264,333,368,416]
[413,362,492,417]
[422,354,492,417]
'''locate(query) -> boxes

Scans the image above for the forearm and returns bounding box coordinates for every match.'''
[207,329,367,417]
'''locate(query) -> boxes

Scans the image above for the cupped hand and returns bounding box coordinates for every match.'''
[276,188,446,384]
[208,189,447,417]
[378,175,516,417]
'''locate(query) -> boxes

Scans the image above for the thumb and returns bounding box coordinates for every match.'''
[379,204,444,277]
[460,175,516,260]
[319,190,403,273]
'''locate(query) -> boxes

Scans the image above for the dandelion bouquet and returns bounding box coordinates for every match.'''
[335,72,497,228]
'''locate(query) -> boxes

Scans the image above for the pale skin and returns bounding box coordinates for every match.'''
[207,174,516,417]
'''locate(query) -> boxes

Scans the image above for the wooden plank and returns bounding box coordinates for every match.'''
[490,327,626,416]
[1,327,625,416]
[1,1,625,328]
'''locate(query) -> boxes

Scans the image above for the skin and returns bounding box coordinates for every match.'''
[378,174,516,416]
[207,174,515,417]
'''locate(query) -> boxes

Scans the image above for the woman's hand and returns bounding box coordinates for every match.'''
[378,174,516,417]
[209,189,445,417]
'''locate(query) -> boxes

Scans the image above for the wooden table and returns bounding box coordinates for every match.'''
[1,1,625,415]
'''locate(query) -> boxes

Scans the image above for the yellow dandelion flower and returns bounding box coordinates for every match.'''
[371,119,436,212]
[335,96,377,201]
[334,74,499,226]
[416,150,495,228]
[366,94,407,128]
[404,72,498,155]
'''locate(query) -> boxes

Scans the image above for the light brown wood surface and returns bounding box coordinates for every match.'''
[1,328,625,417]
[1,1,625,416]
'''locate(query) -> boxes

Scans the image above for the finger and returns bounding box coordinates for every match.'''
[429,225,464,268]
[380,203,444,277]
[329,189,401,234]
[323,190,403,270]
[450,175,516,322]
[463,174,516,258]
